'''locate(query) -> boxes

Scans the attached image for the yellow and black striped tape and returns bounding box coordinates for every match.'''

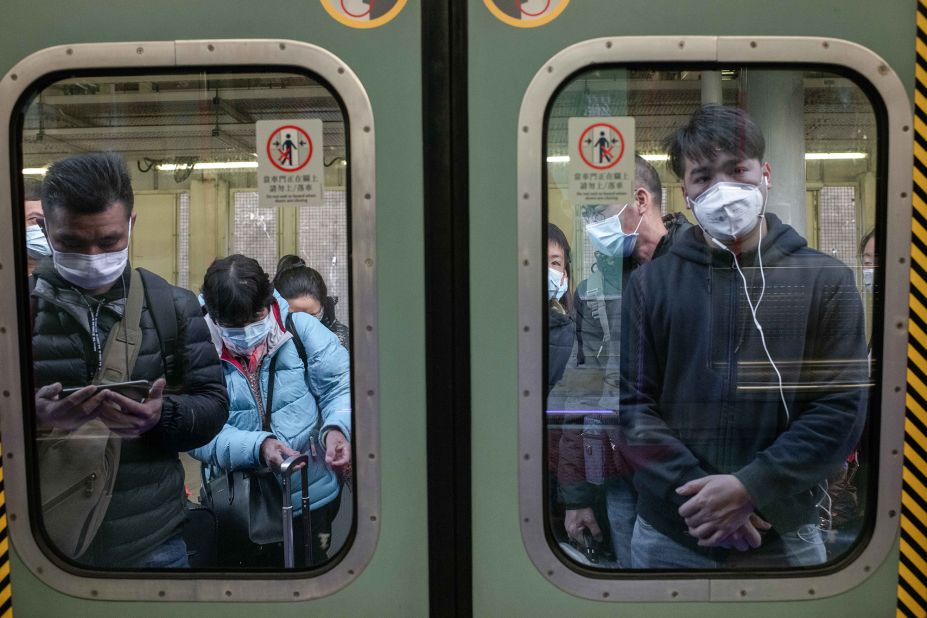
[0,448,11,618]
[899,2,927,615]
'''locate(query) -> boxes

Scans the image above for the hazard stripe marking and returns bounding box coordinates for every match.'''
[902,3,927,615]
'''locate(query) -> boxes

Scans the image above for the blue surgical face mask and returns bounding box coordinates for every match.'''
[26,225,51,258]
[584,204,641,258]
[220,312,273,356]
[548,267,568,300]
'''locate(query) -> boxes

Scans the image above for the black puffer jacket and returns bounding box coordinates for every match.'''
[618,214,867,551]
[31,261,228,566]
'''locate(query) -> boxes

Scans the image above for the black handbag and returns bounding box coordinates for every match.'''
[203,355,286,562]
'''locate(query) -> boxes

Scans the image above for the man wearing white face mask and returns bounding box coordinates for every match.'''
[30,152,228,568]
[557,156,690,567]
[618,105,867,568]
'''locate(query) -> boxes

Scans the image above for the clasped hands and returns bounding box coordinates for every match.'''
[676,474,771,552]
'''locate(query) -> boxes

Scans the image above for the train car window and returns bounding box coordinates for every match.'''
[0,41,379,602]
[519,37,910,601]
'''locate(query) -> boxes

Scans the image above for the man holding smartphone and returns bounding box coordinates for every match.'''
[30,152,229,568]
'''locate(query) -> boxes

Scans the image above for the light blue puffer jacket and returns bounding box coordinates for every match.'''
[191,292,351,513]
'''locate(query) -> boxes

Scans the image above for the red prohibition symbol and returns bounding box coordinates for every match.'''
[267,125,314,173]
[519,0,551,16]
[578,122,625,171]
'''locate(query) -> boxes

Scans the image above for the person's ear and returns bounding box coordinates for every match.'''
[762,162,772,189]
[635,187,650,214]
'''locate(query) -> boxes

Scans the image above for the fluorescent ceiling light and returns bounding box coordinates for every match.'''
[22,167,47,175]
[549,152,866,164]
[805,152,867,160]
[158,161,258,171]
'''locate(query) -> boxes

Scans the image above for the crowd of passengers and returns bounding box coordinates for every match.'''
[547,105,871,569]
[22,103,872,572]
[26,151,352,568]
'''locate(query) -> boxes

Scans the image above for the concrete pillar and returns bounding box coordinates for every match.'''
[701,71,723,105]
[746,72,806,236]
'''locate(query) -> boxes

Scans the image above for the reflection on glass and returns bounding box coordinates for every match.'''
[24,71,353,570]
[545,68,877,571]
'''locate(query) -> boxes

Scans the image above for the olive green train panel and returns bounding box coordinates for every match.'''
[0,451,11,618]
[899,3,927,616]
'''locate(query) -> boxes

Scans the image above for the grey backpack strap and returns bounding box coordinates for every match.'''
[95,268,144,384]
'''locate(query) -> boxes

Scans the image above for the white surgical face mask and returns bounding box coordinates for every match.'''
[689,181,765,243]
[49,221,131,290]
[548,268,568,300]
[220,312,273,356]
[584,204,642,258]
[25,225,51,258]
[863,267,875,293]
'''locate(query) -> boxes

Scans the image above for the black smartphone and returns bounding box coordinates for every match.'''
[59,380,151,402]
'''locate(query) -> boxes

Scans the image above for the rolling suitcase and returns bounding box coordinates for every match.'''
[280,453,312,567]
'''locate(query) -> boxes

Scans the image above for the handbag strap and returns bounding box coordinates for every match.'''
[284,312,323,440]
[262,353,279,432]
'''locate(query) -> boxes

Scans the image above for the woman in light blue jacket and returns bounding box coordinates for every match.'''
[191,254,351,567]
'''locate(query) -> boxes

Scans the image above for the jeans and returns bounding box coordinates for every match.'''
[604,476,637,568]
[630,516,827,569]
[131,534,189,569]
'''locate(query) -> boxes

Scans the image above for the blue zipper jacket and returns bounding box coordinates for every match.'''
[191,292,352,513]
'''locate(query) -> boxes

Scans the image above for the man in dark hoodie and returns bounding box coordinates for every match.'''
[619,105,867,568]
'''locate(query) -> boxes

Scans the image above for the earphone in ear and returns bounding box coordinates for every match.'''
[764,175,769,187]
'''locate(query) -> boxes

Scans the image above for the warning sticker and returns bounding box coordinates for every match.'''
[256,119,324,208]
[567,117,635,205]
[483,0,570,28]
[320,0,407,29]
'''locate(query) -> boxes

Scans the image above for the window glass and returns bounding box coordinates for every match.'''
[20,70,354,571]
[545,67,878,571]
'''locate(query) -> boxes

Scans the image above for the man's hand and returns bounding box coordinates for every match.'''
[324,429,351,472]
[677,474,756,546]
[564,507,603,544]
[260,437,301,472]
[710,513,773,551]
[99,378,166,438]
[35,383,110,431]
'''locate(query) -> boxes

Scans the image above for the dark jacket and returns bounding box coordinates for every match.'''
[31,261,228,566]
[548,302,575,395]
[618,214,867,551]
[558,213,690,507]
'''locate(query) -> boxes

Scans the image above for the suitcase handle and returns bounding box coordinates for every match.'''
[280,454,311,568]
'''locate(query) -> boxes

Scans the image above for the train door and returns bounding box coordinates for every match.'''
[467,1,915,616]
[0,3,436,616]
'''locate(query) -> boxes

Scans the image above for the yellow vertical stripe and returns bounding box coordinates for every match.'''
[901,2,927,614]
[0,441,10,618]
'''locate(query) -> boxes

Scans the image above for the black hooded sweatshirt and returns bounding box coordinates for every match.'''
[618,214,868,552]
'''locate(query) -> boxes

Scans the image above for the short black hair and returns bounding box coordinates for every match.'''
[273,255,328,303]
[23,176,42,202]
[664,105,766,179]
[41,152,134,221]
[202,254,275,327]
[859,228,876,259]
[635,154,662,208]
